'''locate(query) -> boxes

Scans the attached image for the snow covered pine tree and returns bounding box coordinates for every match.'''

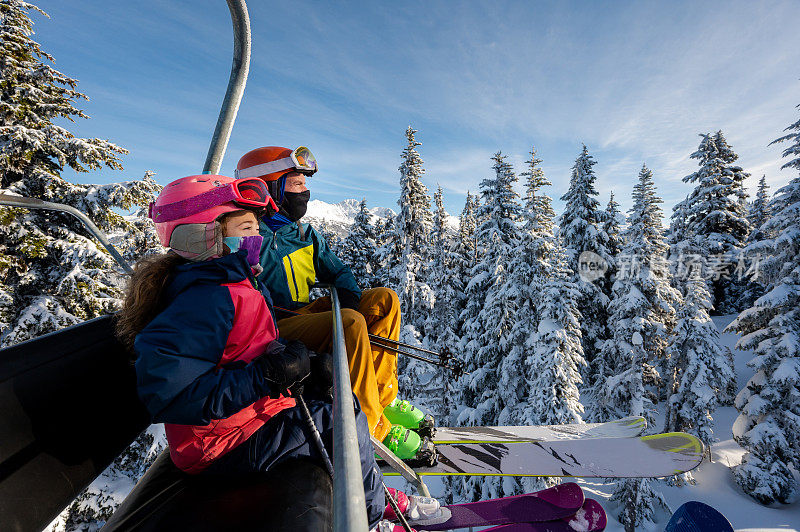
[516,148,584,432]
[440,191,478,505]
[665,267,735,467]
[589,164,680,424]
[0,0,160,345]
[422,185,462,420]
[603,191,623,290]
[340,198,380,289]
[0,3,164,529]
[392,126,434,329]
[559,145,613,373]
[747,175,772,243]
[593,165,678,531]
[374,213,399,288]
[389,126,435,400]
[604,191,624,259]
[728,102,800,505]
[509,147,585,493]
[670,131,750,312]
[456,152,522,501]
[457,190,478,269]
[737,175,773,308]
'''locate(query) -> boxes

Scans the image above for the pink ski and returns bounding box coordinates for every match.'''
[406,482,584,530]
[481,498,607,532]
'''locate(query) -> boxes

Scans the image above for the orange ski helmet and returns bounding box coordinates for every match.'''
[236,146,317,203]
[236,146,317,182]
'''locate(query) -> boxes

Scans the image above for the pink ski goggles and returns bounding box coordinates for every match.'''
[149,177,277,223]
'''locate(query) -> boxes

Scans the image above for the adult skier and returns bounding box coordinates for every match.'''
[118,174,434,531]
[236,146,433,460]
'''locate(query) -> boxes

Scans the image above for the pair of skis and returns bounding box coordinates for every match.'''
[377,417,717,531]
[400,482,606,532]
[379,416,704,479]
[396,489,733,532]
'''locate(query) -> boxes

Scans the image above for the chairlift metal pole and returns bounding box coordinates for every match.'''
[202,0,251,175]
[328,285,371,530]
[0,194,134,275]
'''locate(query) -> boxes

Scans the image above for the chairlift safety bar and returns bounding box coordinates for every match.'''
[0,194,134,275]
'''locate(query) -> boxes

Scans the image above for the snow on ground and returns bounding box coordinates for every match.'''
[387,315,800,531]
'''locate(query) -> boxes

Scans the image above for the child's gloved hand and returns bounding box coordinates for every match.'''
[257,340,311,396]
[308,351,334,402]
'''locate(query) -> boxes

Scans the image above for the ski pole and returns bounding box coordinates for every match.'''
[369,339,464,379]
[275,305,465,378]
[275,305,439,355]
[383,482,414,532]
[295,393,334,476]
[368,335,442,359]
[297,394,416,532]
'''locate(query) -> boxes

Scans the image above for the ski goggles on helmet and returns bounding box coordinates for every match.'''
[235,146,318,180]
[149,177,277,223]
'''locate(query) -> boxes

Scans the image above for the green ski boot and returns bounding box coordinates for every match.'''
[381,424,421,459]
[384,398,436,438]
[379,425,437,468]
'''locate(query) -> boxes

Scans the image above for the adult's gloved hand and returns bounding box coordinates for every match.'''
[337,288,360,311]
[256,339,311,396]
[308,351,334,402]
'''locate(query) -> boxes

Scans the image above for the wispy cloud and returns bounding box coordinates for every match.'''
[39,0,800,216]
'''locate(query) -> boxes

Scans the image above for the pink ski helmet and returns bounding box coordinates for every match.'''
[148,174,276,260]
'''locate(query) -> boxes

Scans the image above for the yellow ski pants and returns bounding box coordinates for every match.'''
[276,287,401,441]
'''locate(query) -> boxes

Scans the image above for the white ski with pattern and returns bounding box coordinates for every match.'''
[383,432,703,478]
[432,416,646,443]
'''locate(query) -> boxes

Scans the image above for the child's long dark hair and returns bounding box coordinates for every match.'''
[115,252,186,355]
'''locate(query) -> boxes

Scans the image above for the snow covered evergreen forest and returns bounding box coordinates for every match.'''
[325,125,800,531]
[2,1,799,530]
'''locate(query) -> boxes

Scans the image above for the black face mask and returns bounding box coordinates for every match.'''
[281,190,310,221]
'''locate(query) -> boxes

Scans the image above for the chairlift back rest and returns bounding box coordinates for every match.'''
[0,314,150,532]
[102,451,333,531]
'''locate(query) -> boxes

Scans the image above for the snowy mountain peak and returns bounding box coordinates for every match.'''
[303,198,455,237]
[305,199,396,237]
[307,199,394,223]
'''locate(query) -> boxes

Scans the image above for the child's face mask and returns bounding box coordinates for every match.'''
[223,235,263,266]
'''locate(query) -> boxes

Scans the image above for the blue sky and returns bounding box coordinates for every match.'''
[34,0,800,217]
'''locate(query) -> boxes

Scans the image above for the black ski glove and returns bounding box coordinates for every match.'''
[256,340,311,396]
[308,351,334,402]
[337,288,360,311]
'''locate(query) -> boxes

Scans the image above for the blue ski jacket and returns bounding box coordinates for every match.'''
[134,251,296,473]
